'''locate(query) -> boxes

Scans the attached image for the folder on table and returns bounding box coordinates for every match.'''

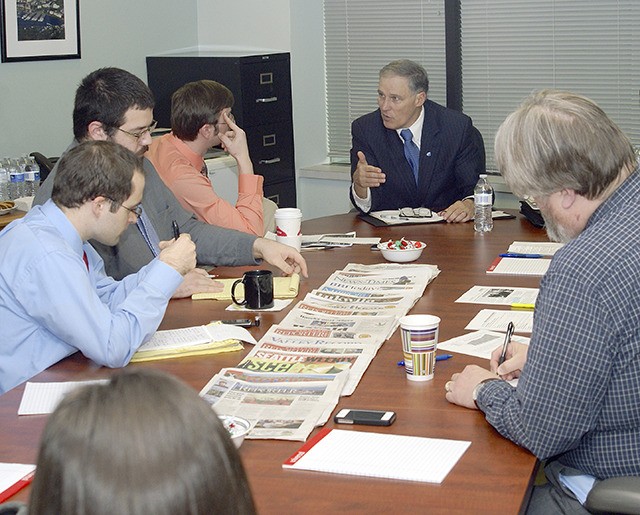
[191,273,300,300]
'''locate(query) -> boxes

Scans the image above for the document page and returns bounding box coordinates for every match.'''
[508,241,564,256]
[138,323,256,352]
[455,285,538,306]
[283,428,470,483]
[465,309,534,333]
[438,330,530,360]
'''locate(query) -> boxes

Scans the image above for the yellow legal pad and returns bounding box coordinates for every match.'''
[130,339,243,363]
[130,323,245,363]
[191,273,300,301]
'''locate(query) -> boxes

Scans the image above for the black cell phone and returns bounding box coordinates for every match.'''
[334,408,396,426]
[219,318,260,327]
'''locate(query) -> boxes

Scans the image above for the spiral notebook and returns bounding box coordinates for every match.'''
[283,428,470,483]
[486,257,551,276]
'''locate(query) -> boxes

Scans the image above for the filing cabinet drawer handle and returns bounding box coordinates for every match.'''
[259,157,281,165]
[256,96,278,103]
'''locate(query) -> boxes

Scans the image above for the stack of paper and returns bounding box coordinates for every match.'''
[130,323,251,362]
[199,262,441,441]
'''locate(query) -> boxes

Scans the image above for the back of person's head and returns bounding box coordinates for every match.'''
[51,140,143,213]
[171,79,234,141]
[495,89,636,200]
[379,59,429,94]
[73,67,155,141]
[28,369,256,515]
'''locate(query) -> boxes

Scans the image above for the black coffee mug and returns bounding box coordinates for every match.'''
[231,270,274,309]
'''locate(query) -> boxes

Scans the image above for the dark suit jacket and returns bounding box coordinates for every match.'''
[350,100,485,213]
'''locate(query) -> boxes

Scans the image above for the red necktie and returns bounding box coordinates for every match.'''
[82,251,89,271]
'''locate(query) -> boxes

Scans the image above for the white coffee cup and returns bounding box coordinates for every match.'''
[275,208,302,251]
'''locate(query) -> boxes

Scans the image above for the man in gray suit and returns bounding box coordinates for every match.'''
[34,68,307,297]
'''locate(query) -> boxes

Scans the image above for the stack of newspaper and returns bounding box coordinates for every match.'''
[199,262,440,441]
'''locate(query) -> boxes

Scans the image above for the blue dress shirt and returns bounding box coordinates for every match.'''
[0,200,183,395]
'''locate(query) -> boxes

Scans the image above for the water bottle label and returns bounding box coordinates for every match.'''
[475,193,492,205]
[24,171,35,181]
[10,174,25,183]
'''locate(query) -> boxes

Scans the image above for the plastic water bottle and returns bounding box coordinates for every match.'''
[474,174,493,233]
[0,160,9,201]
[8,158,25,200]
[24,156,40,196]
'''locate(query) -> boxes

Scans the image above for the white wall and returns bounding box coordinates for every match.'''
[0,0,198,157]
[1,1,338,216]
[197,1,330,217]
[196,1,291,52]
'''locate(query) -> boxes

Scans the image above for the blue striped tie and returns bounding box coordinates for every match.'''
[136,206,161,257]
[401,128,420,184]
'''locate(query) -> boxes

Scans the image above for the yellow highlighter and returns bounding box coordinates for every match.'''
[511,303,535,310]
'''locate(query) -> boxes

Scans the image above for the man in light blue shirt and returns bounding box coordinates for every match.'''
[0,141,197,395]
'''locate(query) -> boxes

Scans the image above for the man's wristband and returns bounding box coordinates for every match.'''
[472,378,500,409]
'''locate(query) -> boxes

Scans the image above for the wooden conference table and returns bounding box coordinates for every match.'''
[0,212,549,514]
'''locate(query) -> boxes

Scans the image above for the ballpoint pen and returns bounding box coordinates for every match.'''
[397,354,453,366]
[172,220,180,240]
[499,253,543,258]
[498,321,515,366]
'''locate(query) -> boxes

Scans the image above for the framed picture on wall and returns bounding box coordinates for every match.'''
[1,0,80,62]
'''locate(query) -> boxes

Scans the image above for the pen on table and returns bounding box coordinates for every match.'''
[498,321,515,366]
[172,220,180,240]
[397,354,453,366]
[499,253,543,258]
[511,303,535,310]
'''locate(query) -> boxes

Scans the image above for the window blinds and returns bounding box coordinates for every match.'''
[324,0,447,161]
[461,0,640,171]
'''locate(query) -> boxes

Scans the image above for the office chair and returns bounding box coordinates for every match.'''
[584,476,640,514]
[30,152,55,183]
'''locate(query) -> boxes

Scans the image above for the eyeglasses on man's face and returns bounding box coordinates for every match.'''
[116,120,158,141]
[105,198,143,218]
[213,112,235,134]
[121,202,143,217]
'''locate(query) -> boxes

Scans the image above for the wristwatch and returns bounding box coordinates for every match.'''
[472,378,500,409]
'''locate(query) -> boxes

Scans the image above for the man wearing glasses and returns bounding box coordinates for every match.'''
[0,141,197,394]
[34,68,307,296]
[147,80,269,236]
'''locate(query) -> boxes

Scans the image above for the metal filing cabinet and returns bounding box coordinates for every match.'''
[146,52,296,207]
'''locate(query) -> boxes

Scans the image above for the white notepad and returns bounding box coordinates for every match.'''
[486,257,551,276]
[283,428,470,483]
[18,380,108,415]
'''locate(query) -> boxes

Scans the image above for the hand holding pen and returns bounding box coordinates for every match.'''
[490,324,529,380]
